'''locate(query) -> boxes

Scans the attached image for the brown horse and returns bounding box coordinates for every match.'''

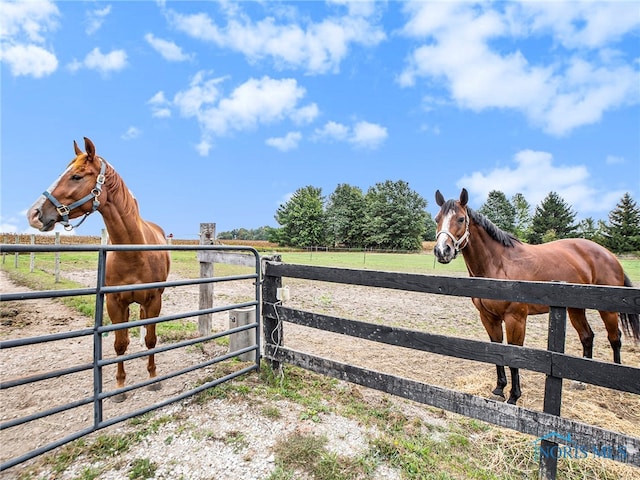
[27,137,171,402]
[434,188,639,404]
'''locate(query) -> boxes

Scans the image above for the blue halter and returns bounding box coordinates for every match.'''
[43,159,107,231]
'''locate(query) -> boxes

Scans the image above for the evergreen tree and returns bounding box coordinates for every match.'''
[576,217,604,243]
[274,186,327,247]
[511,193,532,241]
[363,180,427,250]
[528,192,577,244]
[478,190,516,233]
[325,184,366,247]
[424,212,437,241]
[602,193,640,253]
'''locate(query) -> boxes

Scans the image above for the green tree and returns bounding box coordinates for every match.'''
[602,193,640,253]
[363,180,427,250]
[218,226,275,241]
[274,186,327,247]
[478,190,516,233]
[325,184,366,247]
[528,192,577,244]
[511,193,532,241]
[576,217,602,242]
[424,212,437,241]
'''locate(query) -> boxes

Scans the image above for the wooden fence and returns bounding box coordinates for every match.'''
[261,260,640,478]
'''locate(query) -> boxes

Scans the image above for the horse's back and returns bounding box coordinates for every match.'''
[528,238,624,286]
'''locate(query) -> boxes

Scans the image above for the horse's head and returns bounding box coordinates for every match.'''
[27,137,107,231]
[433,188,470,264]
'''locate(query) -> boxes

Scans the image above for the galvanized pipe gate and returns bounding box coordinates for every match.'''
[0,244,261,471]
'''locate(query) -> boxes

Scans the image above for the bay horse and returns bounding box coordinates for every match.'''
[27,137,171,402]
[433,188,639,404]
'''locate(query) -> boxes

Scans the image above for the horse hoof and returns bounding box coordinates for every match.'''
[148,381,162,392]
[491,388,505,399]
[112,392,128,403]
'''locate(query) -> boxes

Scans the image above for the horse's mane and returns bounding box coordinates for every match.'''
[102,159,141,218]
[467,207,521,248]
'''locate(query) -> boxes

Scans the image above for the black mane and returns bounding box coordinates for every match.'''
[467,208,520,248]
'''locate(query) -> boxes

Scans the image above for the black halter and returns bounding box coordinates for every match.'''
[43,159,106,231]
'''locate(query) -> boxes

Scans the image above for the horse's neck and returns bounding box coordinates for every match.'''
[99,164,146,245]
[461,222,508,278]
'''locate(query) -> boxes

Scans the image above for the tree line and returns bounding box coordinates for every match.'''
[218,181,640,254]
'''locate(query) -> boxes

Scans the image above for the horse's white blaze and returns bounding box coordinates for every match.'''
[435,211,454,251]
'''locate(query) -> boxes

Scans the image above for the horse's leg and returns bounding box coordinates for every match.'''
[504,307,527,405]
[106,294,130,403]
[141,292,162,391]
[598,310,622,364]
[567,308,594,358]
[475,303,507,398]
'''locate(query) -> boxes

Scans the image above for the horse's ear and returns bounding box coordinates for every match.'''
[84,137,96,160]
[73,140,83,156]
[460,188,468,206]
[435,190,445,207]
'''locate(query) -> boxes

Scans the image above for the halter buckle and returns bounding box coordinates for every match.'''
[56,205,70,217]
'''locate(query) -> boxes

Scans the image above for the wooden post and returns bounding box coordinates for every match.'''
[539,304,567,480]
[54,232,60,283]
[30,235,35,272]
[198,223,216,336]
[262,255,283,372]
[101,228,108,245]
[14,235,19,268]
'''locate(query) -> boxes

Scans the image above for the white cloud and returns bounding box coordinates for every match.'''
[605,155,625,165]
[351,121,387,149]
[313,120,387,149]
[196,138,212,157]
[121,126,141,140]
[173,71,223,118]
[147,91,172,118]
[266,131,302,152]
[458,149,626,215]
[165,4,385,74]
[313,121,350,141]
[144,33,192,61]
[0,43,58,77]
[399,2,640,136]
[68,47,128,75]
[165,73,315,154]
[86,5,112,35]
[0,0,59,78]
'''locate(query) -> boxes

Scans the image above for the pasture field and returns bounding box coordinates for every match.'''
[7,248,636,281]
[1,247,639,479]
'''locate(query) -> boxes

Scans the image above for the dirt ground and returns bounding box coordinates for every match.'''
[1,267,639,476]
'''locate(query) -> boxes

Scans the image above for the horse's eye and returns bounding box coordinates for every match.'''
[71,174,83,181]
[457,217,465,223]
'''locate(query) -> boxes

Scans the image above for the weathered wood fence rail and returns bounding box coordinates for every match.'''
[261,261,640,477]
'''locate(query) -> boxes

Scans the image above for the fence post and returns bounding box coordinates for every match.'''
[538,304,567,480]
[14,236,19,268]
[54,232,60,283]
[198,223,216,336]
[262,256,283,372]
[30,235,35,272]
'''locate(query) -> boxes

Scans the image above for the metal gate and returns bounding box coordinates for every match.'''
[0,244,261,471]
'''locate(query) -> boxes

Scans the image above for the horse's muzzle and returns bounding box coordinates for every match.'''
[434,243,456,264]
[27,197,55,231]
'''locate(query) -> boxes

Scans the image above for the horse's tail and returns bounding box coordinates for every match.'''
[620,274,640,342]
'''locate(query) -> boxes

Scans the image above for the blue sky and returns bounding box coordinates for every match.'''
[1,0,639,240]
